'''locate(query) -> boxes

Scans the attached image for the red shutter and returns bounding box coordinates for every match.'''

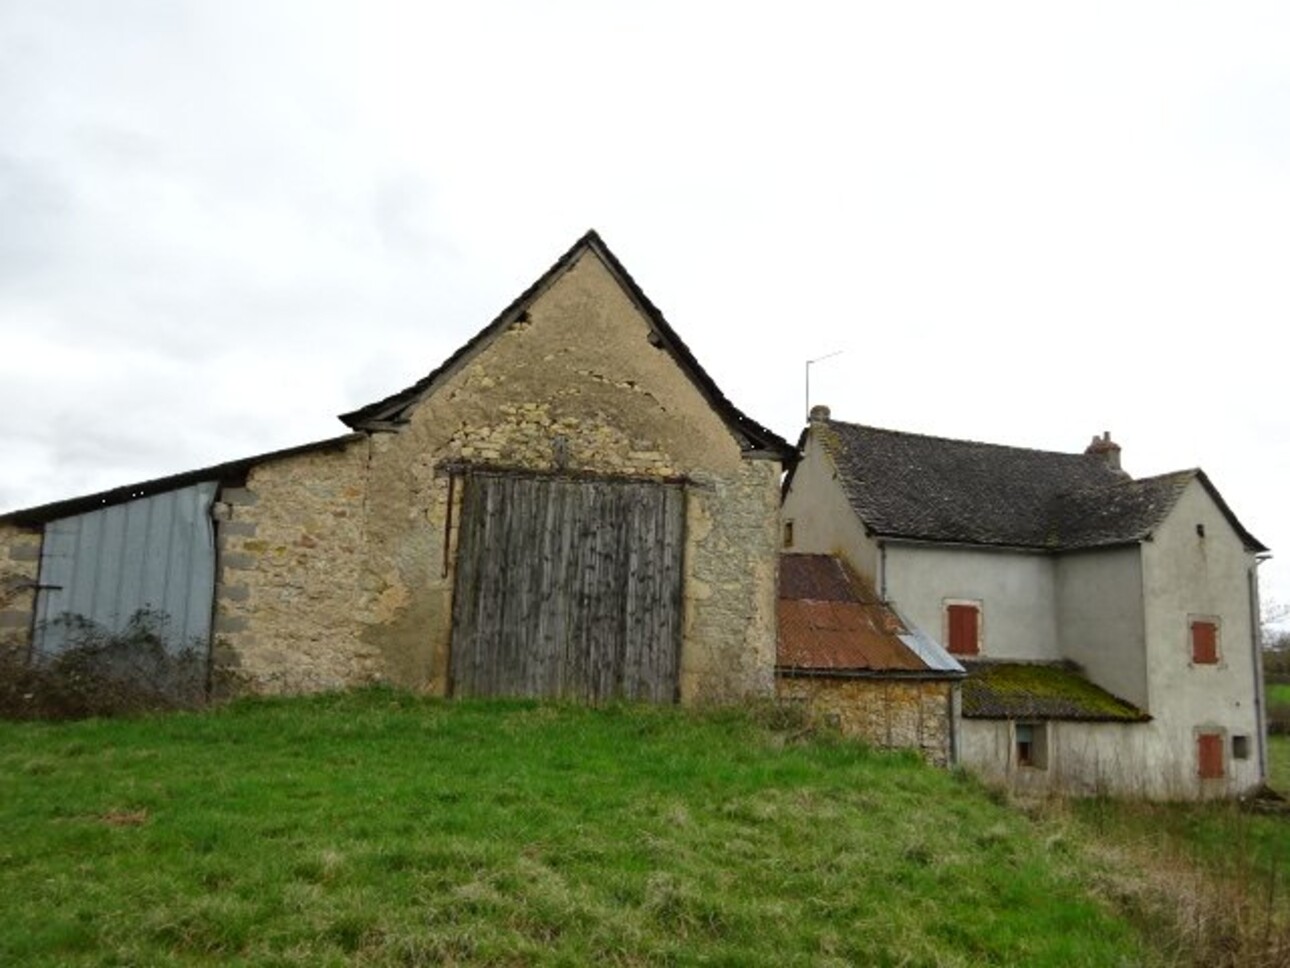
[947,604,979,656]
[1192,621,1218,664]
[1197,733,1224,779]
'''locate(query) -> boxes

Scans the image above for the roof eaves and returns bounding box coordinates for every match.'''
[339,230,797,463]
[775,665,965,681]
[1194,469,1269,553]
[337,231,598,430]
[0,433,365,526]
[583,233,796,461]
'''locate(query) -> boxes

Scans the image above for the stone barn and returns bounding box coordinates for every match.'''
[0,231,796,704]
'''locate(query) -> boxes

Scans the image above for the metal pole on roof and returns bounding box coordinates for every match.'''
[805,351,843,421]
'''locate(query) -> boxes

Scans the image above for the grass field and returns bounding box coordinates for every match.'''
[0,690,1151,967]
[1270,734,1290,792]
[1267,682,1290,706]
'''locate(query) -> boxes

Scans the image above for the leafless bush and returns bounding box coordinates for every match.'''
[0,608,207,720]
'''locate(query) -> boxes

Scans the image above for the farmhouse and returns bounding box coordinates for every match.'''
[0,231,795,704]
[781,407,1270,798]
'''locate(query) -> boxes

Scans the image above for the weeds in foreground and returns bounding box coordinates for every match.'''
[1045,793,1290,968]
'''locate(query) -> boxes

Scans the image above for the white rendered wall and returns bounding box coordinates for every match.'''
[884,544,1060,661]
[1056,547,1148,708]
[779,429,880,579]
[1140,478,1263,796]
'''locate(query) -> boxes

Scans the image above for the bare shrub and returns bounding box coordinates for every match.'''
[0,608,207,720]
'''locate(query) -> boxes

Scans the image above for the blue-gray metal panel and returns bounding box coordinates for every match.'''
[32,481,218,657]
[897,629,966,675]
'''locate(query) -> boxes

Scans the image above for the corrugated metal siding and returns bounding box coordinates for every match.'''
[777,553,965,677]
[32,481,218,657]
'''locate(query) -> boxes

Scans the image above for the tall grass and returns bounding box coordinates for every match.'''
[1063,771,1290,968]
[0,690,1149,966]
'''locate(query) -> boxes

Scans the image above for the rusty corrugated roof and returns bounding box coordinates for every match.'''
[777,554,963,677]
[778,599,925,671]
[779,553,869,603]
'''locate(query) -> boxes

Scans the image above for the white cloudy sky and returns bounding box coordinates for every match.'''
[3,1,1289,614]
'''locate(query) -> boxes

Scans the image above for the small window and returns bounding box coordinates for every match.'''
[1233,735,1250,760]
[1016,722,1048,769]
[1191,618,1219,665]
[945,602,981,656]
[1197,732,1225,779]
[782,520,794,548]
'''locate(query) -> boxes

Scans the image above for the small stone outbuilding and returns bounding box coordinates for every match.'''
[775,554,964,764]
[1,231,797,704]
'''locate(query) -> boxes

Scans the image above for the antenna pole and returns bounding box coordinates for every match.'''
[805,351,843,421]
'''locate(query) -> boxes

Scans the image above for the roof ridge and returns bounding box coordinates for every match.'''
[339,230,795,459]
[825,418,1099,462]
[1055,467,1195,499]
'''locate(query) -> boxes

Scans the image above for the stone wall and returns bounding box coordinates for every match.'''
[0,522,41,659]
[215,245,785,703]
[777,676,955,766]
[211,439,375,694]
[361,248,783,703]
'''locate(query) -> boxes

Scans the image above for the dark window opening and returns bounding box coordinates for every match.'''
[1016,722,1047,769]
[1233,735,1250,760]
[783,521,794,548]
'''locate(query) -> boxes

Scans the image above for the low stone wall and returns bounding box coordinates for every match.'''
[777,676,955,766]
[0,522,42,659]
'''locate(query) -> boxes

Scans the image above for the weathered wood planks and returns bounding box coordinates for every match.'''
[450,471,684,702]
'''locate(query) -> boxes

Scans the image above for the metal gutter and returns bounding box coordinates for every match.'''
[1251,553,1272,786]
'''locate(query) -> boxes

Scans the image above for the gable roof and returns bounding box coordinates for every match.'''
[338,230,796,461]
[815,419,1266,553]
[961,661,1149,722]
[776,554,964,678]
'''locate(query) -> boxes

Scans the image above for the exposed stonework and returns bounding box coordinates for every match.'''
[211,241,789,703]
[0,522,41,659]
[681,463,781,700]
[211,440,375,695]
[777,677,955,766]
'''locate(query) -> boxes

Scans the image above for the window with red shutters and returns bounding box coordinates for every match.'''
[1191,619,1219,664]
[946,603,980,656]
[1197,732,1224,779]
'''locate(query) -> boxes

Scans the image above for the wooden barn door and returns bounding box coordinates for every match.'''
[449,472,684,703]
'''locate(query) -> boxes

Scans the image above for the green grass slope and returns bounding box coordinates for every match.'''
[0,691,1147,966]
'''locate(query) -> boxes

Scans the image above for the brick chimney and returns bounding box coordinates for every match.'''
[1085,430,1122,471]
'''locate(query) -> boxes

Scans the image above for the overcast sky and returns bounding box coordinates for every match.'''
[3,1,1289,616]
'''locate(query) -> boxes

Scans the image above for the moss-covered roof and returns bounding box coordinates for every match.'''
[961,662,1149,722]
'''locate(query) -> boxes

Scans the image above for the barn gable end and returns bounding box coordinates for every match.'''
[208,232,793,701]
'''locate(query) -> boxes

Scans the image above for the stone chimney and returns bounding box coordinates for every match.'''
[809,404,831,424]
[1085,430,1122,471]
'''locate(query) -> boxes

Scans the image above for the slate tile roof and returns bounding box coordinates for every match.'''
[961,661,1150,722]
[776,554,964,677]
[816,420,1266,552]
